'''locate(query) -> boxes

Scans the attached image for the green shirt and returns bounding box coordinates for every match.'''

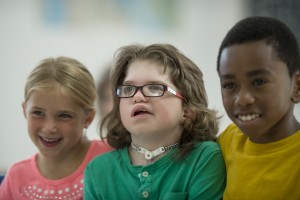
[84,141,226,200]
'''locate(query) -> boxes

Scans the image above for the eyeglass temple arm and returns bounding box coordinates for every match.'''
[167,87,185,100]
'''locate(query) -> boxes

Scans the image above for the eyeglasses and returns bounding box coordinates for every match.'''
[116,84,184,100]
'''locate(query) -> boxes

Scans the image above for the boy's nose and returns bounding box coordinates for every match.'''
[235,88,255,107]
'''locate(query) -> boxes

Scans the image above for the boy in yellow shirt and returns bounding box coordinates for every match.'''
[217,16,300,200]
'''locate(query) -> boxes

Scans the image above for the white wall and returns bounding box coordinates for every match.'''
[3,0,297,173]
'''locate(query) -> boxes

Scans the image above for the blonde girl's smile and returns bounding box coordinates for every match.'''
[23,89,91,157]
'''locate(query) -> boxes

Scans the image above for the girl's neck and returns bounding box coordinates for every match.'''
[129,142,179,166]
[36,138,91,180]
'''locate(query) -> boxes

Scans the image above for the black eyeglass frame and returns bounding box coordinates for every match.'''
[115,84,184,100]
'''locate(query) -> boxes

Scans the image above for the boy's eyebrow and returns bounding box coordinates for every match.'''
[219,73,234,80]
[246,68,272,77]
[220,68,272,79]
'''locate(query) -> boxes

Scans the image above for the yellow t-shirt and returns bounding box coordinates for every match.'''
[218,123,300,200]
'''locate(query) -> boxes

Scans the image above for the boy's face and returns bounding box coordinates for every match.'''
[218,41,299,143]
[119,60,185,146]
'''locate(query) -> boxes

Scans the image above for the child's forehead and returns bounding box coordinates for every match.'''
[126,60,170,76]
[123,61,173,85]
[28,87,68,99]
[221,41,281,64]
[219,41,289,77]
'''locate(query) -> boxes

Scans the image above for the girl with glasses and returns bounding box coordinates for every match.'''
[84,44,226,200]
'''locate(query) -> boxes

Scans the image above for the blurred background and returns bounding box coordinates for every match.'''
[1,0,299,173]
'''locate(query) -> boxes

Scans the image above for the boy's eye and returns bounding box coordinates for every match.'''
[222,82,236,89]
[253,79,267,86]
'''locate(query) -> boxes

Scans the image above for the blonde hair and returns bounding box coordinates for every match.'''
[101,44,219,158]
[24,56,96,112]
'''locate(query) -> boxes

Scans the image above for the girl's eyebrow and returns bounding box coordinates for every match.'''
[29,106,76,114]
[122,80,166,85]
[29,106,44,110]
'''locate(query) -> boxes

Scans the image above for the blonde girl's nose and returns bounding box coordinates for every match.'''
[42,119,58,133]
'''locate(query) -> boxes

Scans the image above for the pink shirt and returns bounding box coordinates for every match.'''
[0,140,113,200]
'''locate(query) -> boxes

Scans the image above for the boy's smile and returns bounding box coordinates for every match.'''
[218,41,298,143]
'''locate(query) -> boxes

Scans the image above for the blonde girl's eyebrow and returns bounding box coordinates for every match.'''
[29,106,45,111]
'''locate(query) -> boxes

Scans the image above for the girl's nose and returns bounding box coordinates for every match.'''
[43,119,58,133]
[132,89,146,103]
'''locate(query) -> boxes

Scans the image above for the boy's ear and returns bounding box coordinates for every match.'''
[291,73,300,103]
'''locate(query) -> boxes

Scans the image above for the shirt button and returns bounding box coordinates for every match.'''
[142,171,149,177]
[142,191,149,198]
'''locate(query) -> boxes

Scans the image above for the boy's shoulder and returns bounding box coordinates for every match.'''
[217,123,247,149]
[218,123,244,140]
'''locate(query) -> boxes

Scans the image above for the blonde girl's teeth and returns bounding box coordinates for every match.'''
[42,137,59,142]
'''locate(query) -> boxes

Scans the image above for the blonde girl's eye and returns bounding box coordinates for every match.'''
[32,110,45,117]
[58,113,72,120]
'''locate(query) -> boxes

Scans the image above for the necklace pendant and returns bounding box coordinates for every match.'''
[130,143,179,161]
[145,152,153,160]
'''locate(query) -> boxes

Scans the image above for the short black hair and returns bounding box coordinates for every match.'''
[217,16,300,76]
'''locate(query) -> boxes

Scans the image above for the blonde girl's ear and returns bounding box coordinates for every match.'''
[84,110,96,128]
[291,73,300,103]
[22,102,27,118]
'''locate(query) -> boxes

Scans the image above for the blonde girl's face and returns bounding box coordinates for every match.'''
[119,60,186,145]
[22,88,94,159]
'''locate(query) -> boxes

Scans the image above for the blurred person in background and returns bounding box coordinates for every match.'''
[97,65,114,120]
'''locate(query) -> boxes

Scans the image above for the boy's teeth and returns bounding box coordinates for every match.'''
[238,114,259,121]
